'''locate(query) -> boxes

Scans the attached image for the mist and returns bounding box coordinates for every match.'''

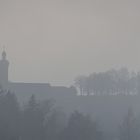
[0,0,140,86]
[0,1,140,140]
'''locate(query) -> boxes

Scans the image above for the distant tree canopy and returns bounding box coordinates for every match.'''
[75,68,140,95]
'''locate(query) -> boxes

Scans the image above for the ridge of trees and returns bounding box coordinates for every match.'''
[75,68,140,96]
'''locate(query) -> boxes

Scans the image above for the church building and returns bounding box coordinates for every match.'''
[0,50,9,88]
[0,50,77,103]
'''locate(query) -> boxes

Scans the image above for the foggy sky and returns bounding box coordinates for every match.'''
[0,0,140,86]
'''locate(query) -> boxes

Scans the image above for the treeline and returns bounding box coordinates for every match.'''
[0,89,102,140]
[75,68,140,95]
[0,89,140,140]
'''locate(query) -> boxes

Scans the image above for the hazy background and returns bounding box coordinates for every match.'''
[0,0,140,86]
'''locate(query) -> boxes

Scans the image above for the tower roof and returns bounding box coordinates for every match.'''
[2,46,7,60]
[2,50,6,57]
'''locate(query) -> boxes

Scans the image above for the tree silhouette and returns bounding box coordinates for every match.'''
[74,68,139,96]
[21,94,45,140]
[62,111,102,140]
[0,90,20,140]
[119,108,140,140]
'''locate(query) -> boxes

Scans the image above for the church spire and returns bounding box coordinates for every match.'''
[2,46,6,60]
[0,46,9,88]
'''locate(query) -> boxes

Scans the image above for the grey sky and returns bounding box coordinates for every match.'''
[0,0,140,86]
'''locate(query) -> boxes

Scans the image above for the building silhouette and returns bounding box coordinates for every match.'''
[0,50,9,87]
[0,50,76,102]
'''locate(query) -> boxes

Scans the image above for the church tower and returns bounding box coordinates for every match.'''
[0,49,9,88]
